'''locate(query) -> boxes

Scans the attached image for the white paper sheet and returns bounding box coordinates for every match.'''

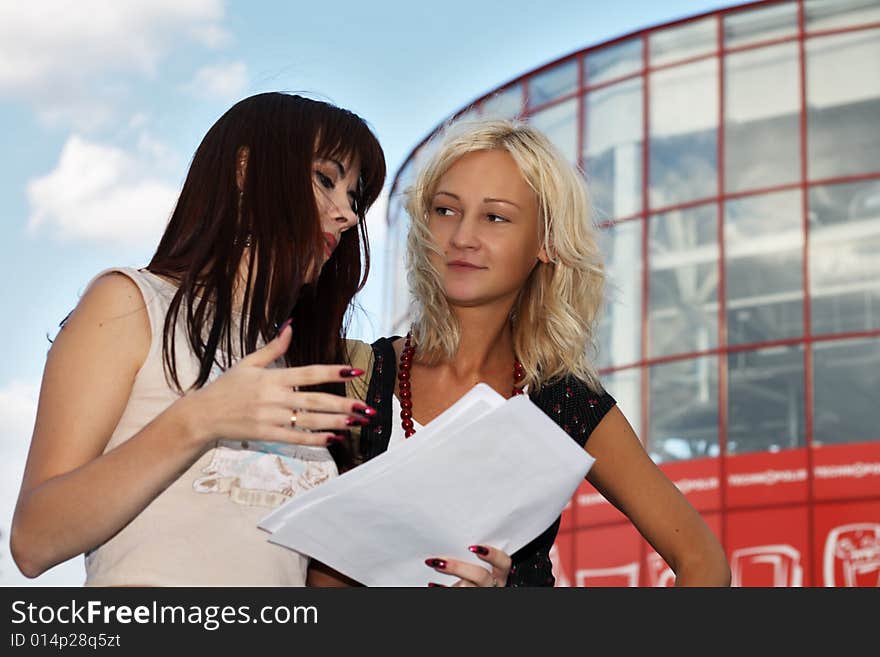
[259,383,595,587]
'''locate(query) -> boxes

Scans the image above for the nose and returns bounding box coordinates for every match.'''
[449,213,479,250]
[326,187,359,232]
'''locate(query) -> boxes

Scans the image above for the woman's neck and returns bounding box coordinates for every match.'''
[398,301,519,425]
[442,303,515,380]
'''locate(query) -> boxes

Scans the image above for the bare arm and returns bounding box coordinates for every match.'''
[11,273,374,578]
[12,273,185,577]
[585,407,731,586]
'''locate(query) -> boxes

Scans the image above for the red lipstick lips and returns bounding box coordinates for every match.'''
[323,232,338,258]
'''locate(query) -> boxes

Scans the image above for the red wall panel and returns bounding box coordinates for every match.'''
[812,442,880,502]
[813,499,880,587]
[725,448,809,508]
[573,524,641,587]
[726,506,811,586]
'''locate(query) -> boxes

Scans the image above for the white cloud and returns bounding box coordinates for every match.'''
[189,22,233,49]
[27,135,178,246]
[185,61,248,99]
[0,1,229,127]
[137,132,173,162]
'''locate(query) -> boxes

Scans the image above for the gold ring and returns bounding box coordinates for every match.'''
[290,412,297,428]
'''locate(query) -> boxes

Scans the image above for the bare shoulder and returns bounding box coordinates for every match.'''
[77,271,149,324]
[586,406,643,453]
[21,272,155,493]
[51,271,151,373]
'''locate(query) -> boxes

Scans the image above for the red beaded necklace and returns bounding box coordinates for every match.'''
[397,330,525,438]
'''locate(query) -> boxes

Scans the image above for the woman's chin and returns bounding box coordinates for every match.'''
[445,293,491,309]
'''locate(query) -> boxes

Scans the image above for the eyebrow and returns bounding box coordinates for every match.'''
[317,157,346,179]
[434,190,520,209]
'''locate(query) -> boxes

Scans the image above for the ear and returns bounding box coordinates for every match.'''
[537,243,551,264]
[236,146,250,191]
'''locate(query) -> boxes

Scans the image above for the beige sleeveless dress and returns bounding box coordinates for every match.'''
[82,267,342,586]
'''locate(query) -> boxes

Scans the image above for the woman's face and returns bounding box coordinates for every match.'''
[427,149,548,309]
[308,155,361,280]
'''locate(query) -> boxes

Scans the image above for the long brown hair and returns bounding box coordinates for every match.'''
[148,92,385,392]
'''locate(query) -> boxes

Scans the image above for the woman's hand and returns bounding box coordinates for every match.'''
[177,321,376,449]
[424,545,512,587]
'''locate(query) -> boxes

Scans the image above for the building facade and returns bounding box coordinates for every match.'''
[384,0,880,586]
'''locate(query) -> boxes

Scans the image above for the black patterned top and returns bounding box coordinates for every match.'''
[356,337,617,587]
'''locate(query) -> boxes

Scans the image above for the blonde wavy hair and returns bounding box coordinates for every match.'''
[405,118,606,392]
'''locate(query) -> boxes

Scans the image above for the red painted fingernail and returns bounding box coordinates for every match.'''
[326,434,347,444]
[469,545,490,556]
[277,318,292,336]
[340,368,365,378]
[427,582,446,587]
[352,403,378,416]
[425,558,446,569]
[345,416,370,427]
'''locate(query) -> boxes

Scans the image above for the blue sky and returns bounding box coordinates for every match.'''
[0,0,724,585]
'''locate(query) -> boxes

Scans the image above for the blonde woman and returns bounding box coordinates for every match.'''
[312,119,730,587]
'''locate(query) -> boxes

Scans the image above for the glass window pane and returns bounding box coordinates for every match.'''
[809,180,880,335]
[530,59,578,108]
[597,220,643,369]
[649,356,719,463]
[650,17,717,67]
[528,98,578,166]
[725,191,804,345]
[585,37,643,86]
[727,346,806,455]
[805,0,880,32]
[601,368,642,440]
[649,58,719,208]
[480,83,524,119]
[724,1,798,48]
[807,29,880,180]
[725,43,800,193]
[584,78,643,220]
[649,203,719,358]
[813,337,880,446]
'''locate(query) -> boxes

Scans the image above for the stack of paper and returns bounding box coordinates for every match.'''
[259,383,595,587]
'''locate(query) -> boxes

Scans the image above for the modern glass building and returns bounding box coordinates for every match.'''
[383,0,880,586]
